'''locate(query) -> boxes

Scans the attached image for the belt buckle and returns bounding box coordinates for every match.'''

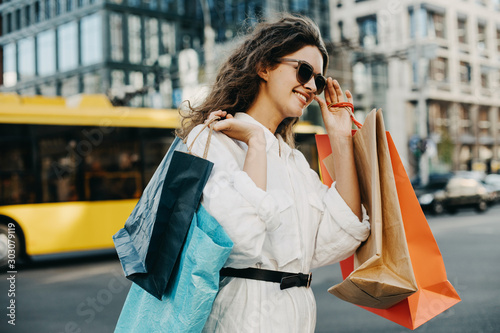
[280,275,300,290]
[280,272,312,290]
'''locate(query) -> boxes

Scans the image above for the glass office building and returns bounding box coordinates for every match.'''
[0,0,330,108]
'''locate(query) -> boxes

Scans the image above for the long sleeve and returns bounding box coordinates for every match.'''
[186,125,281,268]
[293,152,370,269]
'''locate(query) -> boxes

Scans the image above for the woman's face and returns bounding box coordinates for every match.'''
[262,45,324,120]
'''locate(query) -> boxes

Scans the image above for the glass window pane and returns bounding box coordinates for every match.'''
[128,15,142,64]
[129,71,144,107]
[457,18,467,44]
[45,0,51,20]
[82,128,141,201]
[3,43,17,87]
[290,0,307,12]
[58,21,78,71]
[6,13,12,34]
[83,72,102,93]
[25,5,31,27]
[149,0,158,10]
[161,0,175,11]
[39,81,57,96]
[130,71,143,89]
[39,131,80,202]
[37,30,56,76]
[177,0,185,15]
[81,13,103,65]
[357,16,378,48]
[60,75,79,96]
[497,28,500,53]
[15,9,21,30]
[142,131,174,182]
[0,125,37,205]
[35,1,41,23]
[478,23,487,51]
[145,17,159,65]
[110,13,124,62]
[111,70,125,89]
[55,0,61,15]
[18,38,36,81]
[161,21,175,54]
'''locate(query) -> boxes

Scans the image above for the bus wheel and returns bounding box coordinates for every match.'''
[0,224,20,270]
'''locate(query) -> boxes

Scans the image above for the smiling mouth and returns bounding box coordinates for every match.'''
[293,91,308,104]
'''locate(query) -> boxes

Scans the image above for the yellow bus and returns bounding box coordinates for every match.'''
[0,93,324,268]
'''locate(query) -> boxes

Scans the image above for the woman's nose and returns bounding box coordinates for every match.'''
[303,76,317,94]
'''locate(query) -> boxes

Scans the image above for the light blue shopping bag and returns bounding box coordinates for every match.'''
[115,204,233,332]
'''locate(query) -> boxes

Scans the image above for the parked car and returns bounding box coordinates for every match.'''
[483,174,500,203]
[415,175,490,215]
[455,171,497,204]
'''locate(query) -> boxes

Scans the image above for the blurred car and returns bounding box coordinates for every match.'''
[415,175,490,215]
[483,174,500,203]
[411,172,454,189]
[456,171,498,204]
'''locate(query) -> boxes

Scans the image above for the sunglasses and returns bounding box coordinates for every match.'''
[277,58,326,95]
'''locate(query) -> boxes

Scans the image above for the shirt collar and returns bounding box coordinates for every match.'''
[233,112,294,159]
[234,112,277,153]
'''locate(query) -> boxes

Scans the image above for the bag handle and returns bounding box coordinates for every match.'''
[328,102,363,129]
[184,116,220,159]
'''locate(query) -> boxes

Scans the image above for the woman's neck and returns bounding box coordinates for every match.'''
[246,93,283,134]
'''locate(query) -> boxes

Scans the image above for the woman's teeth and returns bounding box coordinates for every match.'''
[294,92,307,102]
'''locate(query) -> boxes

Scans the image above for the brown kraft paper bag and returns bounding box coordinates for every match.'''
[327,109,418,309]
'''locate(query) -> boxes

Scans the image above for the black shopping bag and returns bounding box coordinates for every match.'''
[113,119,217,300]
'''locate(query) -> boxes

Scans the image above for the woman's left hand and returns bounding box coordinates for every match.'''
[314,78,354,138]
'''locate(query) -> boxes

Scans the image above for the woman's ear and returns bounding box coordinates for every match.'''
[257,63,270,81]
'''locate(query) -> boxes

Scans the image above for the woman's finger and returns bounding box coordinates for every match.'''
[213,119,230,132]
[333,80,344,103]
[345,90,353,104]
[205,110,226,123]
[326,77,337,105]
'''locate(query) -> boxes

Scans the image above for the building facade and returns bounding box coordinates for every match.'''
[0,0,330,109]
[329,0,500,180]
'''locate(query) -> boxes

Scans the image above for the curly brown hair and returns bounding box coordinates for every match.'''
[175,13,328,148]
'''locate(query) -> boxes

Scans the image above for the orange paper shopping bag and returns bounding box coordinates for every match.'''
[316,109,461,330]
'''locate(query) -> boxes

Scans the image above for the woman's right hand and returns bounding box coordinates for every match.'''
[205,110,267,190]
[206,110,265,147]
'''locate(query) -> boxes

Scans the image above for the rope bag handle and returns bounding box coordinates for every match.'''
[327,102,363,129]
[183,115,221,159]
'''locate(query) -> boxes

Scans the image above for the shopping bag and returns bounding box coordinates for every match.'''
[113,118,218,300]
[114,204,233,333]
[320,109,418,309]
[316,109,461,329]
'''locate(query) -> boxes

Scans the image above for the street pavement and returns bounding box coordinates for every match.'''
[312,205,500,333]
[1,206,499,332]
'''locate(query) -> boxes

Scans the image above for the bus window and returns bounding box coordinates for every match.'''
[141,128,174,186]
[0,124,37,205]
[82,127,142,201]
[39,134,80,202]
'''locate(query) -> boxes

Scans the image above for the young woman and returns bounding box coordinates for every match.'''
[179,14,370,332]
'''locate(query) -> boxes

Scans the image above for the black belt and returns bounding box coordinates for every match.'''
[220,267,312,290]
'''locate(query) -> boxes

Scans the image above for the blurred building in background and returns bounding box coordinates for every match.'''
[2,0,500,181]
[0,0,329,109]
[330,0,500,181]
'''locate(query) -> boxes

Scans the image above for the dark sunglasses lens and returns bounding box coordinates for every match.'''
[315,76,326,94]
[297,63,313,84]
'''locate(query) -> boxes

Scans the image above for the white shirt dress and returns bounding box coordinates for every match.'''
[186,112,370,333]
